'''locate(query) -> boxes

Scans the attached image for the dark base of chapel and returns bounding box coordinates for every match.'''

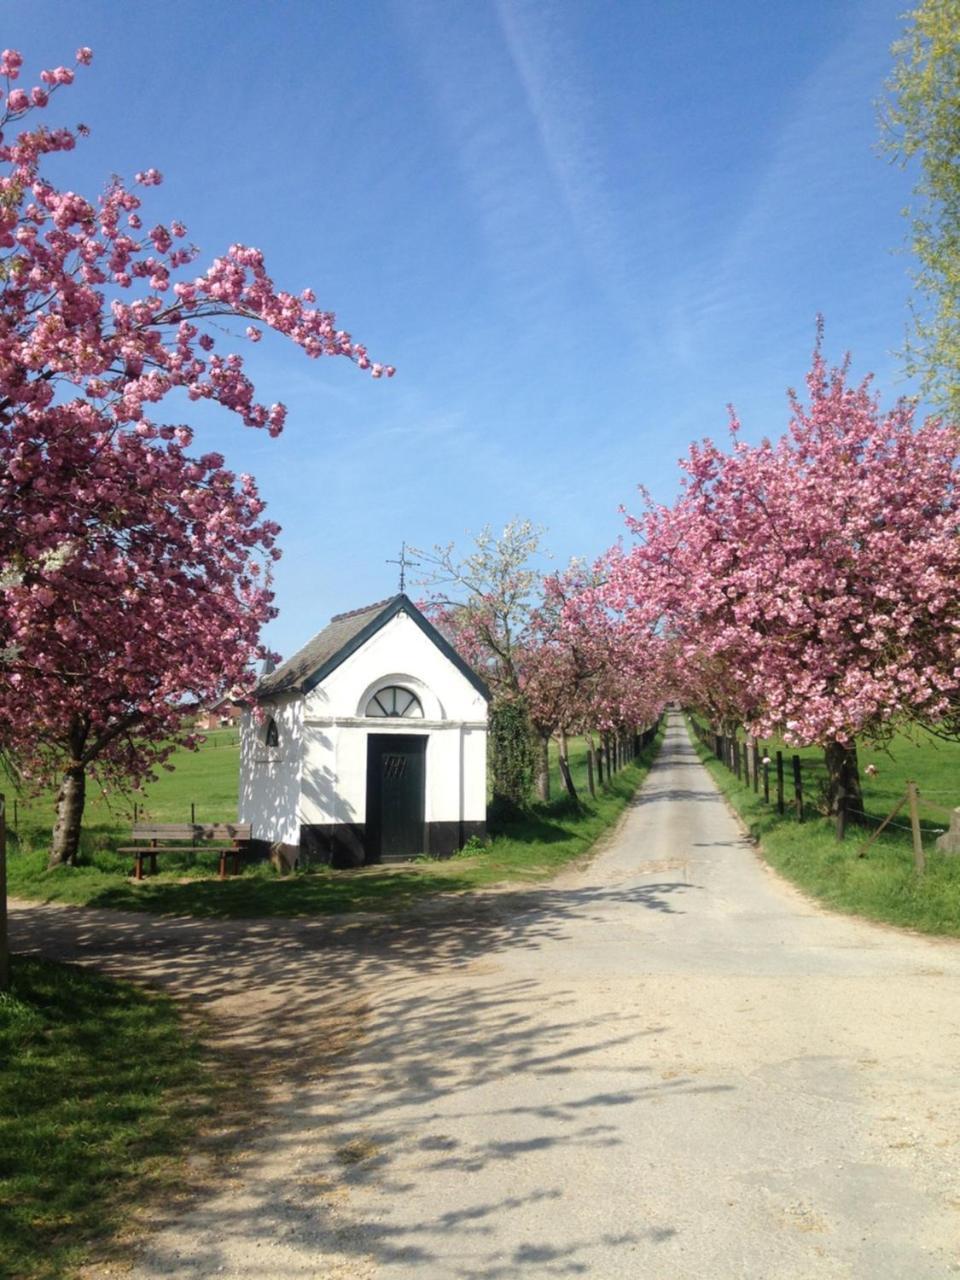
[297,820,486,869]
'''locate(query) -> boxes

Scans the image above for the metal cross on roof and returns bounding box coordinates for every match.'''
[386,541,420,593]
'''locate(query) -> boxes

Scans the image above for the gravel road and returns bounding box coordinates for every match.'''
[11,710,960,1278]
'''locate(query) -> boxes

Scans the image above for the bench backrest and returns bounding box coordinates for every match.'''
[131,822,252,842]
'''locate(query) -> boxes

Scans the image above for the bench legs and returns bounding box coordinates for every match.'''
[133,851,158,880]
[218,848,241,880]
[131,848,241,880]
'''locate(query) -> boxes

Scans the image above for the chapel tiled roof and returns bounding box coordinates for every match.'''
[256,596,398,697]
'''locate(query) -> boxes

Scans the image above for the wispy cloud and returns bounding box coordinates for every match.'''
[664,0,911,383]
[391,0,569,322]
[494,0,649,343]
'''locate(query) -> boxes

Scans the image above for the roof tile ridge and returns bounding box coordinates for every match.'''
[329,595,400,623]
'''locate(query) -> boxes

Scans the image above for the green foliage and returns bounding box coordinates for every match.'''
[457,833,490,856]
[0,958,216,1280]
[488,698,535,810]
[882,0,960,412]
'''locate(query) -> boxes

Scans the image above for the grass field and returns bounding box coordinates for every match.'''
[6,731,660,918]
[0,957,226,1280]
[693,720,960,835]
[688,718,960,937]
[2,728,241,866]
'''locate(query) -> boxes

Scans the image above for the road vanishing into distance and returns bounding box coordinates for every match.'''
[12,711,960,1278]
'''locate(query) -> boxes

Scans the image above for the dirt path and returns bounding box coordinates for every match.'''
[11,711,960,1278]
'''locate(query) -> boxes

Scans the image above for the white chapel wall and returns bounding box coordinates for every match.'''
[300,609,488,828]
[238,693,303,845]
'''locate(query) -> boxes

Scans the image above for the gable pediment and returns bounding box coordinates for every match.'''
[257,594,489,703]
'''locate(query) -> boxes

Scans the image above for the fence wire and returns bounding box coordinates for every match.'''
[687,715,952,839]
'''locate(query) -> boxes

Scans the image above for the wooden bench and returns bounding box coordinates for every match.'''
[119,822,252,881]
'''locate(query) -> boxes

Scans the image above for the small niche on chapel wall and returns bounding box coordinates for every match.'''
[365,686,424,719]
[264,716,280,747]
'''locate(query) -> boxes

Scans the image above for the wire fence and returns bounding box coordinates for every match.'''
[687,715,957,876]
[2,727,241,840]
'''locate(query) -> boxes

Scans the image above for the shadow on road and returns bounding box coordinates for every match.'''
[7,715,729,1276]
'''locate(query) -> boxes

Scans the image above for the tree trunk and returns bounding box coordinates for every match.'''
[49,763,86,867]
[0,793,8,992]
[534,734,551,802]
[557,727,579,802]
[823,740,863,838]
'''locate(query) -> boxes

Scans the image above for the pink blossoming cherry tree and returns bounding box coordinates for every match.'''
[0,48,392,865]
[606,334,960,825]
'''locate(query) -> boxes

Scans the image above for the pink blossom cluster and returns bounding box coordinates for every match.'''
[422,561,667,744]
[604,337,960,748]
[521,563,667,738]
[0,47,391,817]
[0,399,278,790]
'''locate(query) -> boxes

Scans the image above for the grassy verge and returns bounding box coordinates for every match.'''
[0,957,227,1280]
[688,724,960,937]
[2,728,241,867]
[705,722,960,834]
[7,732,662,919]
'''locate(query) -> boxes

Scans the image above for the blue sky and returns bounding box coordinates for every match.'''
[8,0,922,658]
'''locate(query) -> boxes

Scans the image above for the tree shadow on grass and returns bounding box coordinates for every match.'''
[8,886,718,1277]
[6,716,724,1276]
[10,878,716,1277]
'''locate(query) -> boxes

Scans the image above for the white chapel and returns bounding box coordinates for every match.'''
[239,594,489,867]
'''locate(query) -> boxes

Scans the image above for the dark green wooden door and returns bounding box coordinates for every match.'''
[366,735,426,861]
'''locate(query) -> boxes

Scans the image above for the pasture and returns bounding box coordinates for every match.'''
[6,733,658,918]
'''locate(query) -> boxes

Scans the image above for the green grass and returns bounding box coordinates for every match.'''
[7,733,661,919]
[718,723,960,834]
[2,729,241,872]
[0,957,222,1280]
[688,719,960,937]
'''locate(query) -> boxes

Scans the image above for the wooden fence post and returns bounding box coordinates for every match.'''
[907,781,925,875]
[586,747,596,798]
[752,743,761,793]
[190,801,196,825]
[835,796,847,841]
[763,758,770,805]
[792,755,803,822]
[0,794,8,993]
[776,752,785,815]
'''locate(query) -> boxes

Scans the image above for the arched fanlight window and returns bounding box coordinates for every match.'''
[365,686,424,718]
[264,716,280,747]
